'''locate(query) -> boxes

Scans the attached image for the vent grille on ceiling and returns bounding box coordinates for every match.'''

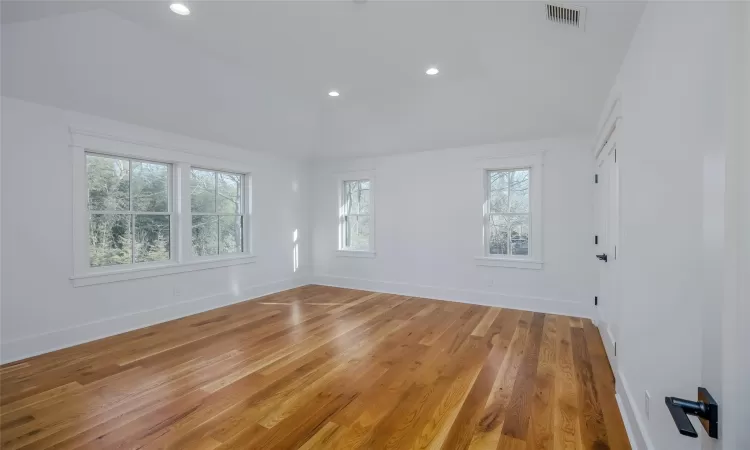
[546,3,586,30]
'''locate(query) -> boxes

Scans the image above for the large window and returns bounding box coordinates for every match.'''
[86,154,172,267]
[338,177,374,253]
[486,169,530,256]
[73,132,254,286]
[190,169,244,256]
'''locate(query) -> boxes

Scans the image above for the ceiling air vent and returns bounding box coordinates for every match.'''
[546,3,586,30]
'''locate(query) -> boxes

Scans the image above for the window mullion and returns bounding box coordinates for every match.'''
[179,163,192,263]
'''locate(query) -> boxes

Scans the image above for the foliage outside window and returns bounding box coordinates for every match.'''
[191,168,244,256]
[486,168,530,256]
[87,154,171,267]
[339,179,371,251]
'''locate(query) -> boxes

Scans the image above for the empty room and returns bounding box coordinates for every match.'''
[0,1,747,449]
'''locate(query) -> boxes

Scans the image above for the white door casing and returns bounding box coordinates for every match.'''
[595,126,620,370]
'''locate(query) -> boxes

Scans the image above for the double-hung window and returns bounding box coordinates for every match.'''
[338,174,375,255]
[86,153,172,267]
[190,168,245,256]
[478,154,543,269]
[486,168,530,256]
[72,131,255,286]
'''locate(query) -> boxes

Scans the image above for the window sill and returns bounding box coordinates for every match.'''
[474,256,543,270]
[336,250,376,259]
[71,255,257,287]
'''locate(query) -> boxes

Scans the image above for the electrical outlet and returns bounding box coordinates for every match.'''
[645,390,651,419]
[173,287,182,297]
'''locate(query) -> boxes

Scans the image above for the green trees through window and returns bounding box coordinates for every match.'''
[87,154,170,267]
[190,168,244,256]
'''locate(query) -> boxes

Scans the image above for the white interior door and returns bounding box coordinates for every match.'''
[595,136,619,368]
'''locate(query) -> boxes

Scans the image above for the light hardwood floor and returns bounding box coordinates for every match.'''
[0,285,629,449]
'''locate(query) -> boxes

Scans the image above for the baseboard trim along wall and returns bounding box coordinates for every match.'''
[0,277,309,364]
[313,275,593,319]
[2,276,593,363]
[616,368,656,450]
[615,392,639,450]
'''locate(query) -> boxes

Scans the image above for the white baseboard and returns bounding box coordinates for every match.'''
[615,393,638,450]
[0,277,309,364]
[601,323,617,369]
[312,275,593,319]
[616,369,656,450]
[594,320,653,450]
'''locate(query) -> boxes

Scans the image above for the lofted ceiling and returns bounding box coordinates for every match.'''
[1,1,644,158]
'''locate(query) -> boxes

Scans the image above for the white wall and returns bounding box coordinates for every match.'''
[310,138,596,318]
[0,97,311,363]
[600,3,738,450]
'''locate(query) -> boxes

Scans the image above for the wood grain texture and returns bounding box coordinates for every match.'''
[0,285,629,450]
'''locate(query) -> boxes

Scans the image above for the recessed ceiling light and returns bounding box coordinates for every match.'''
[328,91,340,97]
[426,67,439,76]
[170,3,190,15]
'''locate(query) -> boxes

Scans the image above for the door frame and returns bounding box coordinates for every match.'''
[595,127,619,369]
[592,95,621,336]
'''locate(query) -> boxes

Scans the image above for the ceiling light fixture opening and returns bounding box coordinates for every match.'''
[426,67,439,75]
[170,3,190,15]
[328,91,340,97]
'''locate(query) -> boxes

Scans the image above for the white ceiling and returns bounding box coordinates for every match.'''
[1,1,644,158]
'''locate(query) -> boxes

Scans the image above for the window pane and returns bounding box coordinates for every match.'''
[358,181,370,214]
[134,215,170,262]
[87,155,129,211]
[489,215,509,255]
[192,215,219,256]
[217,172,242,214]
[132,161,169,212]
[191,169,216,213]
[90,214,132,266]
[488,171,508,213]
[219,216,243,254]
[509,215,530,255]
[509,169,530,213]
[344,215,370,251]
[343,180,360,215]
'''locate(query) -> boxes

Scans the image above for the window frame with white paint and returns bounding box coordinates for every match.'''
[336,171,375,258]
[70,130,254,287]
[475,154,543,269]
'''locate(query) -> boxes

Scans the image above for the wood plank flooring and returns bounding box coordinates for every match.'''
[0,286,629,449]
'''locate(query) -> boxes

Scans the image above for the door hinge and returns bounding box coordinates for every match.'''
[614,148,617,162]
[595,174,599,184]
[594,296,598,306]
[615,342,617,356]
[595,235,598,245]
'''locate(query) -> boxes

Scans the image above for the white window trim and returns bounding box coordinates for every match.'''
[475,153,544,270]
[71,129,255,287]
[336,170,375,257]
